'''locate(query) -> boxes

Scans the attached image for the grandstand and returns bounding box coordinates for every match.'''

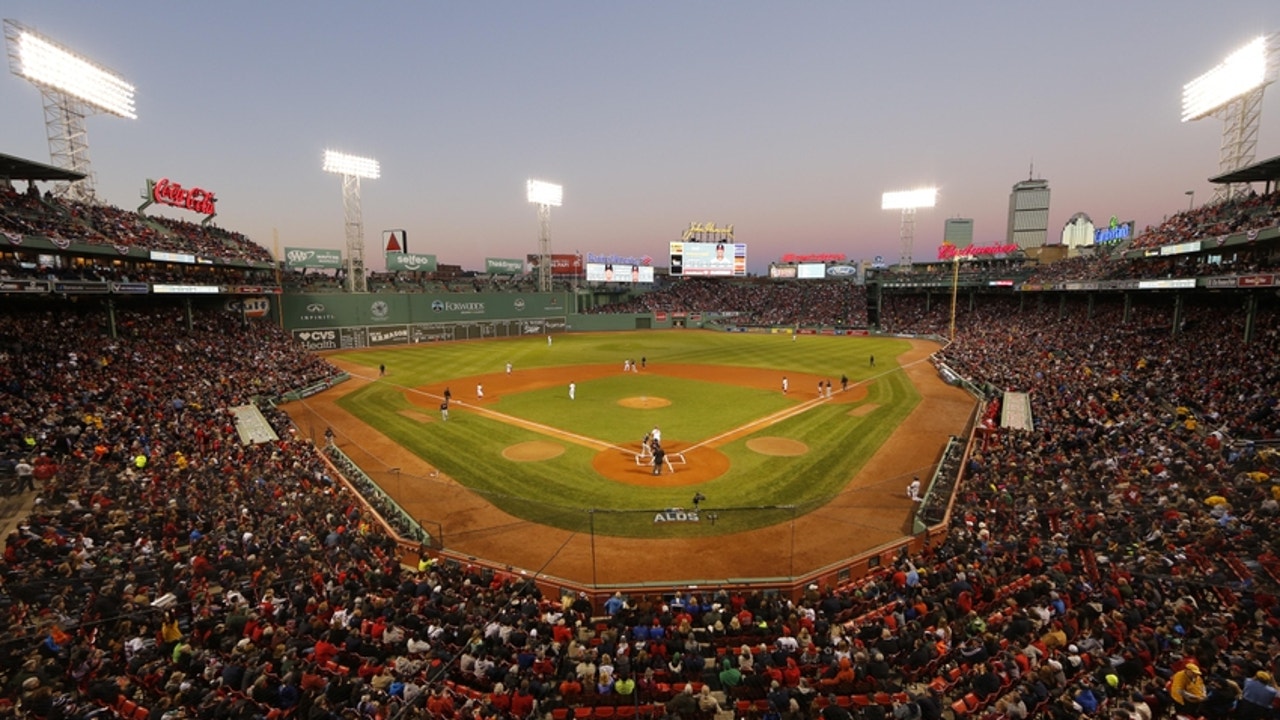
[5,160,1280,720]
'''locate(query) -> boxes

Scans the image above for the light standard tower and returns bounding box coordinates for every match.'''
[4,19,137,202]
[1182,34,1279,202]
[323,150,380,294]
[949,252,973,342]
[882,188,938,272]
[527,179,563,293]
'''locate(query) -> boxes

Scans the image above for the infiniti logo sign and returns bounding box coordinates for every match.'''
[306,303,325,312]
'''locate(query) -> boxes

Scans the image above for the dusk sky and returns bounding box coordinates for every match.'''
[2,2,1279,274]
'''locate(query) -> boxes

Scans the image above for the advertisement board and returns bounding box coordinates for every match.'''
[486,257,524,275]
[386,253,438,272]
[669,242,746,277]
[797,263,826,279]
[585,263,655,283]
[526,253,583,277]
[284,247,343,269]
[769,266,797,279]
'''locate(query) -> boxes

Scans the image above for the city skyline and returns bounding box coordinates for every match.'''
[2,2,1279,274]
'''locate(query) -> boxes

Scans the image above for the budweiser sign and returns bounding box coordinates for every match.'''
[937,242,1019,260]
[147,178,217,217]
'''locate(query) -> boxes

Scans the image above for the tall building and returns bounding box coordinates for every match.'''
[943,218,974,247]
[1007,178,1051,249]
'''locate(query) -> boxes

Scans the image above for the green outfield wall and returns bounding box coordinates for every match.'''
[281,291,572,350]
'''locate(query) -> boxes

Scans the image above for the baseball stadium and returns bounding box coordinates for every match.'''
[3,16,1280,720]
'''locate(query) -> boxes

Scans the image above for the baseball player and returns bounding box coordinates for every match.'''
[782,376,789,394]
[476,383,484,400]
[506,362,512,375]
[569,381,576,400]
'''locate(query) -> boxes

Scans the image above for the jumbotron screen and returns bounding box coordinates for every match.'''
[669,241,746,277]
[585,263,654,283]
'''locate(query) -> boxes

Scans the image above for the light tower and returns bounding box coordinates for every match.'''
[881,188,937,271]
[527,179,563,293]
[1182,33,1280,203]
[323,150,380,294]
[4,19,137,203]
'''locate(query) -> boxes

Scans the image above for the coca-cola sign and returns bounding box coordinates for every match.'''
[145,178,217,218]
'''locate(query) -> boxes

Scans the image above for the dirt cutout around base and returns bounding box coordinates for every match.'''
[618,396,671,409]
[746,437,809,456]
[503,441,565,462]
[592,444,731,487]
[396,409,436,423]
[847,403,880,417]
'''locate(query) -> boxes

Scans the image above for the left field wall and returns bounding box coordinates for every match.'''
[280,291,588,350]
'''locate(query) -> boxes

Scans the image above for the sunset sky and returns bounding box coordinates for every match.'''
[2,2,1278,273]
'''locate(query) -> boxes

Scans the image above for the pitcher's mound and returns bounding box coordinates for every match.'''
[619,397,671,409]
[746,437,809,456]
[503,441,565,462]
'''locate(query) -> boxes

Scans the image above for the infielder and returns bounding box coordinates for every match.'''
[569,381,576,400]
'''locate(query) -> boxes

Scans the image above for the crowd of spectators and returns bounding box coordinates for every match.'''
[592,279,868,328]
[1131,189,1280,250]
[1,182,272,265]
[4,234,1280,719]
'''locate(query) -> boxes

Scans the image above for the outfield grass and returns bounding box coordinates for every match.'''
[332,331,920,536]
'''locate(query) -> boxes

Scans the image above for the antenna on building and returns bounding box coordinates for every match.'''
[1028,160,1035,180]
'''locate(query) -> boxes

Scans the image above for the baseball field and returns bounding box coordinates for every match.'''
[292,330,975,585]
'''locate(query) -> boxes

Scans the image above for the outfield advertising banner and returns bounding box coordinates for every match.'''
[283,292,572,328]
[386,252,438,272]
[585,263,655,283]
[526,253,583,277]
[486,257,524,275]
[284,247,343,269]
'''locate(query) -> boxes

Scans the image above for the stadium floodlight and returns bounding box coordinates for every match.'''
[1181,33,1280,202]
[526,179,563,207]
[4,18,137,201]
[527,179,563,292]
[881,187,938,271]
[323,150,380,179]
[1182,36,1270,123]
[881,188,938,210]
[323,149,380,293]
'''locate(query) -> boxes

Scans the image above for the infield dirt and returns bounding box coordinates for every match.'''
[296,338,972,585]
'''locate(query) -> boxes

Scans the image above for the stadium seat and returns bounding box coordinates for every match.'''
[552,709,569,720]
[951,699,969,717]
[133,707,150,720]
[594,706,615,719]
[615,705,636,719]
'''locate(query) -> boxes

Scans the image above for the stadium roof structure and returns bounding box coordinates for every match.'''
[0,151,87,182]
[1210,152,1280,193]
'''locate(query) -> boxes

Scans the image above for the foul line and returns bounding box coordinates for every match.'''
[370,377,633,453]
[685,354,942,453]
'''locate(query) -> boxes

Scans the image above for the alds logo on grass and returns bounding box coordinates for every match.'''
[653,509,700,524]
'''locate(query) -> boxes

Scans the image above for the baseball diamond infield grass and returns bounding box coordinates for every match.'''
[331,331,921,537]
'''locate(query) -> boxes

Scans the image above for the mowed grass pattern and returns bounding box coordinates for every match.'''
[333,331,920,536]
